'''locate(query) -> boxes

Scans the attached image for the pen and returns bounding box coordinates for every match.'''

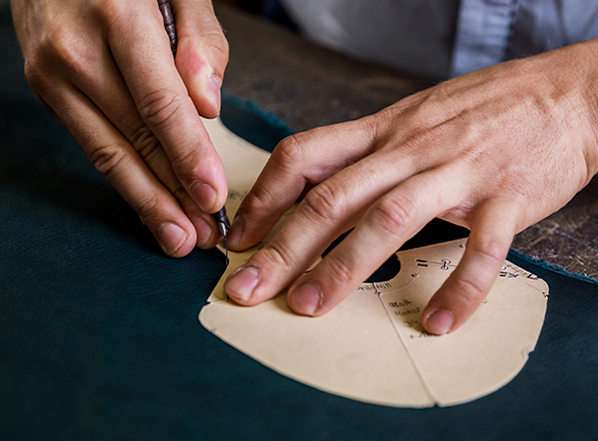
[158,0,231,260]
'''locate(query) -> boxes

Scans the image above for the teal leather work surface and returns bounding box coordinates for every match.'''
[1,6,598,440]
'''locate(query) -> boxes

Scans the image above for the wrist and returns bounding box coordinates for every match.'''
[531,38,598,184]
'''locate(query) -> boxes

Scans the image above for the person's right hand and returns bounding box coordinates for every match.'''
[10,0,229,256]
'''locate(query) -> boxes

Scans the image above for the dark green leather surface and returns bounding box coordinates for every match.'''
[1,6,597,440]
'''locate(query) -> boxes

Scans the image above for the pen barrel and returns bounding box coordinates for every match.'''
[158,0,177,57]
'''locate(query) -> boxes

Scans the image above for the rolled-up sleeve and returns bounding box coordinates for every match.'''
[451,0,598,78]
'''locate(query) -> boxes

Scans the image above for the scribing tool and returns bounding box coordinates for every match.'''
[158,0,231,261]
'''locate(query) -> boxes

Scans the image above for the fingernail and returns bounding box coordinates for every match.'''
[190,181,217,213]
[191,217,212,248]
[207,76,221,113]
[289,283,322,316]
[425,310,454,335]
[227,216,244,248]
[225,265,259,302]
[159,223,188,256]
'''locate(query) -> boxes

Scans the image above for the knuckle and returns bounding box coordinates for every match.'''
[195,11,229,52]
[467,235,507,267]
[273,135,305,171]
[41,26,87,76]
[95,0,129,29]
[89,144,128,179]
[370,195,416,238]
[324,254,354,285]
[130,125,161,160]
[137,88,183,129]
[300,182,345,222]
[204,32,229,71]
[450,275,486,306]
[259,241,297,270]
[168,145,196,173]
[137,194,161,222]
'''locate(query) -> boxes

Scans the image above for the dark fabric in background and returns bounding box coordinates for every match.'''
[1,6,597,440]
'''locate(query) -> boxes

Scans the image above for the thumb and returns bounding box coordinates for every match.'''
[171,0,229,118]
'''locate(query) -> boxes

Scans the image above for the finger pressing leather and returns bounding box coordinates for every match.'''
[422,198,518,335]
[228,118,381,251]
[286,165,469,316]
[50,83,197,257]
[225,128,435,306]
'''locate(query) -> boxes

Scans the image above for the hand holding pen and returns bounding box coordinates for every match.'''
[159,0,231,255]
[10,0,230,256]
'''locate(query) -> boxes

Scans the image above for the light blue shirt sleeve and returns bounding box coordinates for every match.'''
[451,0,598,77]
[450,0,517,77]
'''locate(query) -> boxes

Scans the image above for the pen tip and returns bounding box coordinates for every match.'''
[224,235,229,266]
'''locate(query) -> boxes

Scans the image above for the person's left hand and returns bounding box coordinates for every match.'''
[223,40,598,335]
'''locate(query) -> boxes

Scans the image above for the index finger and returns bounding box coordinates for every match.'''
[103,0,227,214]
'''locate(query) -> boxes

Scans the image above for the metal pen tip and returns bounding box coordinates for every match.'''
[223,234,229,266]
[213,207,230,266]
[217,221,229,238]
